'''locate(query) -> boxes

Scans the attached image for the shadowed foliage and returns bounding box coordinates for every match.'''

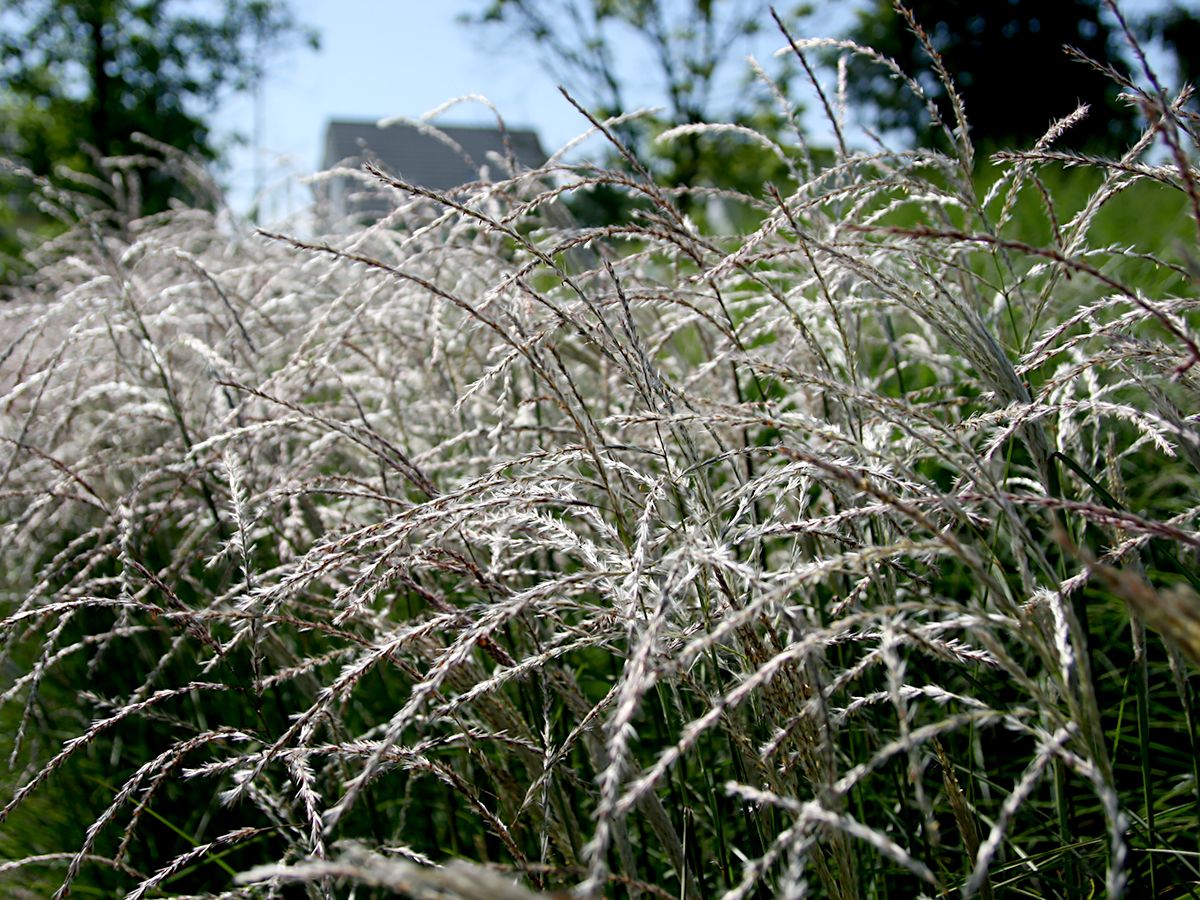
[842,0,1145,152]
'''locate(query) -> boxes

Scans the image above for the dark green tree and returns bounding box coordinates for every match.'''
[842,0,1141,153]
[0,0,316,266]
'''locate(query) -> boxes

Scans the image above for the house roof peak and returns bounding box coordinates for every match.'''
[322,119,548,193]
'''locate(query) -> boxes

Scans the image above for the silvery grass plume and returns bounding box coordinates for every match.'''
[2,4,1200,898]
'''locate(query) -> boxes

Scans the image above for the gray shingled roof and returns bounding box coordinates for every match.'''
[323,120,548,191]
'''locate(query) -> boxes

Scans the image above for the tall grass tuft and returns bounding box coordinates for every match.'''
[2,5,1199,897]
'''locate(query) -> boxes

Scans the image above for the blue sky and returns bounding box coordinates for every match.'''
[211,1,847,217]
[214,1,567,214]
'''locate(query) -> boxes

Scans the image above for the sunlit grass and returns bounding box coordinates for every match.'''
[1,8,1199,899]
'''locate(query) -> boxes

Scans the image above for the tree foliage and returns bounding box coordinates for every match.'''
[467,0,810,219]
[842,0,1146,153]
[472,0,795,128]
[0,0,316,268]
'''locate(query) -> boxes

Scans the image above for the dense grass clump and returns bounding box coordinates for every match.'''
[2,10,1200,899]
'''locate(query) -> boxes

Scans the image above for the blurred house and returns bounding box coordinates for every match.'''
[319,120,547,223]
